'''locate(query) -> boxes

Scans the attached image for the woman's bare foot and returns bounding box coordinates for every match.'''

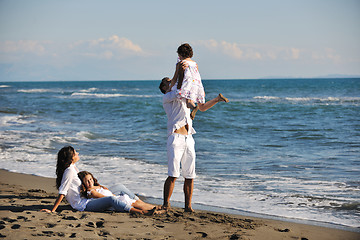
[144,207,157,216]
[218,93,229,103]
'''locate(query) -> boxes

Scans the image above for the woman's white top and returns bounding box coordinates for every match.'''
[58,164,90,211]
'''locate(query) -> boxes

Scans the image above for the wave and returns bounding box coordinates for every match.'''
[18,88,60,93]
[78,87,99,93]
[253,96,360,105]
[0,114,34,126]
[0,85,11,88]
[70,92,156,98]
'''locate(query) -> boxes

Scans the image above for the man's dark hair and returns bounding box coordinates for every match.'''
[177,43,193,58]
[159,77,170,94]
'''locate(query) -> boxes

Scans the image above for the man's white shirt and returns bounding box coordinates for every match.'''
[162,90,196,137]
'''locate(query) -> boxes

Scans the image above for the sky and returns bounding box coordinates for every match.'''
[0,0,359,81]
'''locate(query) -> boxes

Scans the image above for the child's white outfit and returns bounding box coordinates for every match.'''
[173,60,205,104]
[87,187,113,197]
[87,187,136,211]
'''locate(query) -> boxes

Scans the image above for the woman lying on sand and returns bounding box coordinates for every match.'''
[41,146,162,215]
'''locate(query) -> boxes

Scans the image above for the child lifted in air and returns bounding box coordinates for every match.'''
[168,43,229,120]
[78,171,164,215]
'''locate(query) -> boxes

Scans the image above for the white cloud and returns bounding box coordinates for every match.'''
[325,48,341,63]
[220,41,244,59]
[196,40,306,61]
[108,35,142,53]
[291,48,300,59]
[197,39,218,50]
[100,50,114,60]
[311,48,342,63]
[0,40,46,55]
[69,35,145,60]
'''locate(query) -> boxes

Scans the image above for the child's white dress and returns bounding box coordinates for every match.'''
[173,60,205,104]
[87,187,136,209]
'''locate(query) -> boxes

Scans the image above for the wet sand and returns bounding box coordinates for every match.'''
[0,169,359,240]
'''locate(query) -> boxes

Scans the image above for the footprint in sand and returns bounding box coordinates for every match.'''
[11,224,20,229]
[45,223,56,228]
[98,230,110,237]
[62,216,78,220]
[2,217,17,223]
[96,221,104,228]
[196,232,208,238]
[229,233,241,240]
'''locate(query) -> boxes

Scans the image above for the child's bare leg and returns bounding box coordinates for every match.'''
[198,94,229,112]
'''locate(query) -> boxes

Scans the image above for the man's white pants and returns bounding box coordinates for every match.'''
[167,133,196,179]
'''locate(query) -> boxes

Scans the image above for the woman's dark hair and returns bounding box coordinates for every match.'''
[78,171,102,198]
[56,146,75,189]
[177,43,193,58]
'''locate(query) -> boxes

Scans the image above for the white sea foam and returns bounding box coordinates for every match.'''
[0,115,34,126]
[70,92,156,98]
[0,85,11,88]
[253,96,360,105]
[18,88,58,93]
[253,96,280,100]
[78,88,98,93]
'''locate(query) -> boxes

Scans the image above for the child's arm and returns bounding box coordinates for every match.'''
[88,189,106,199]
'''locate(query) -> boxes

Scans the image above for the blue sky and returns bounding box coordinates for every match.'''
[0,0,359,81]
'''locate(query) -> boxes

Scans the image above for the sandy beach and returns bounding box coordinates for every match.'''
[0,169,358,240]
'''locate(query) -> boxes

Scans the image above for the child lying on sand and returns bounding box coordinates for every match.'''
[78,171,164,215]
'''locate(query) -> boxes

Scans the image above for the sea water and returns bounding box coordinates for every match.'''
[0,79,359,229]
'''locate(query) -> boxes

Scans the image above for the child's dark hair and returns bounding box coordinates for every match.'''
[78,171,103,198]
[177,43,193,58]
[56,146,75,189]
[159,77,170,94]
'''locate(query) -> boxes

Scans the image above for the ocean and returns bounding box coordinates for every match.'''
[0,79,359,229]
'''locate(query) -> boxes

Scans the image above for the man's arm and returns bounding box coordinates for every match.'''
[169,61,187,90]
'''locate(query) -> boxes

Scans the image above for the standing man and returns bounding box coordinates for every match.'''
[159,62,229,212]
[159,76,196,212]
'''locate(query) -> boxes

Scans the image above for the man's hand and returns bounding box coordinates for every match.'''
[178,61,188,70]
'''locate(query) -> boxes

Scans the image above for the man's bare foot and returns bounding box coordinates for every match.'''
[218,93,229,103]
[161,203,171,210]
[184,207,195,213]
[190,105,199,120]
